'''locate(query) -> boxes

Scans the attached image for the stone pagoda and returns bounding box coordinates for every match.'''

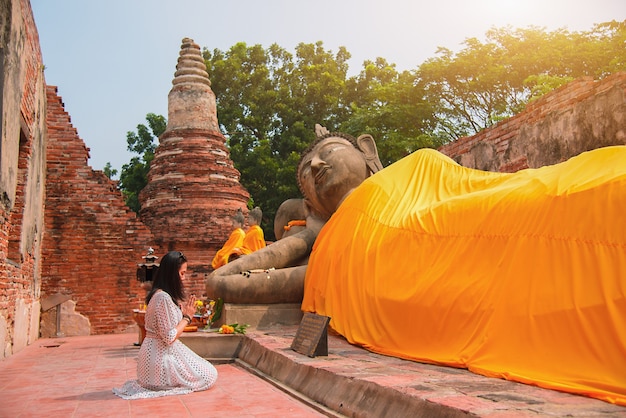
[139,38,249,290]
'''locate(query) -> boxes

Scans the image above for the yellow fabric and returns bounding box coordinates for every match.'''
[211,228,245,269]
[241,225,266,255]
[302,146,626,405]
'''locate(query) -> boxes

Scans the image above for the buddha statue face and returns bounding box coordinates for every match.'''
[298,135,370,219]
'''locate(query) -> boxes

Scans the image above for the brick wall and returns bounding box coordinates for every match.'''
[139,128,250,295]
[41,86,160,335]
[0,0,47,358]
[438,73,626,171]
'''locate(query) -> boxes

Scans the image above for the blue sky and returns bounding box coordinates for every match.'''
[31,0,625,175]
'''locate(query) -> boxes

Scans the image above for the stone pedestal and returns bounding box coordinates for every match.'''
[216,303,303,330]
[40,299,90,338]
[179,332,243,362]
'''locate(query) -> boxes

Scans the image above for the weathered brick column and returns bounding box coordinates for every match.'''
[139,38,249,296]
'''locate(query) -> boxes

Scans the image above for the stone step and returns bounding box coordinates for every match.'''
[181,326,626,417]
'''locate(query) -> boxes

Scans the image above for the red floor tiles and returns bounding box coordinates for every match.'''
[0,333,326,418]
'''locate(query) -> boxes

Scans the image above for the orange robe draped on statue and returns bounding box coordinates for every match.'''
[302,146,626,405]
[211,228,245,269]
[241,225,266,255]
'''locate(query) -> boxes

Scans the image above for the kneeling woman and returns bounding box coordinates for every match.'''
[114,251,217,399]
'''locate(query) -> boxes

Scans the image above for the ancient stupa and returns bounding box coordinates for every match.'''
[139,37,249,286]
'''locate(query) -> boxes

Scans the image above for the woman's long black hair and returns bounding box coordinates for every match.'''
[146,251,187,305]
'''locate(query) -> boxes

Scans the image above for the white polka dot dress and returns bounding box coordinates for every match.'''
[113,291,218,399]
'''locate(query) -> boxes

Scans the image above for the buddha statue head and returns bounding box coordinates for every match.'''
[232,209,245,229]
[297,129,382,220]
[248,206,263,226]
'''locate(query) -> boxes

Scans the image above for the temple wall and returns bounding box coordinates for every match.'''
[438,73,626,171]
[41,86,158,336]
[0,0,47,359]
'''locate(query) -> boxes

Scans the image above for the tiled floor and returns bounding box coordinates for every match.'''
[0,333,326,418]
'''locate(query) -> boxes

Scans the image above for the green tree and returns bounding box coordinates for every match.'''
[594,20,626,75]
[118,113,166,212]
[418,21,626,141]
[341,58,441,166]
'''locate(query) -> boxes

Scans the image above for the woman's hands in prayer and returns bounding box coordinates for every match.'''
[181,295,197,318]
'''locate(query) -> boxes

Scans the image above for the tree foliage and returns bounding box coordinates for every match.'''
[418,21,626,140]
[118,113,166,212]
[204,42,353,234]
[341,58,441,165]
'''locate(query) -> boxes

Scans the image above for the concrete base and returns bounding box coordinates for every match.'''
[179,331,243,363]
[237,338,454,418]
[182,330,460,416]
[182,327,626,417]
[217,303,303,330]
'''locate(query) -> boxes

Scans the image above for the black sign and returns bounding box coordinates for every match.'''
[290,313,331,357]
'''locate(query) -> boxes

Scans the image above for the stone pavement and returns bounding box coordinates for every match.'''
[0,333,327,418]
[238,327,626,417]
[0,328,625,417]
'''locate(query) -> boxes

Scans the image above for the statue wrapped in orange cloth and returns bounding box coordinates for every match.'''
[240,206,266,255]
[218,207,267,264]
[211,210,245,269]
[208,126,625,405]
[301,142,626,406]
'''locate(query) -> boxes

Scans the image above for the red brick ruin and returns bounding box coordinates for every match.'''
[139,38,250,295]
[1,0,625,358]
[41,85,154,336]
[39,38,250,337]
